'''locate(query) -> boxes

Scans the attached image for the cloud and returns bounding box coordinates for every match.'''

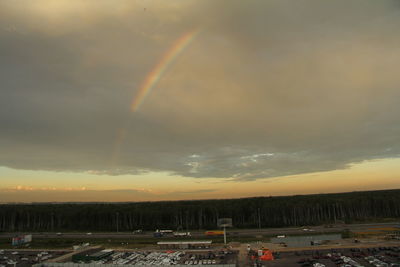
[169,189,218,195]
[0,186,217,203]
[1,0,400,180]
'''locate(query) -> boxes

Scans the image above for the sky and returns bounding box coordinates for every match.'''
[0,0,400,203]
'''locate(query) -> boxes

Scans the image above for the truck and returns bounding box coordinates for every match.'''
[173,232,191,237]
[204,231,224,236]
[159,230,173,234]
[153,232,164,238]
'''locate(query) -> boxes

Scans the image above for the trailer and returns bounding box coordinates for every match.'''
[173,232,191,237]
[205,230,224,236]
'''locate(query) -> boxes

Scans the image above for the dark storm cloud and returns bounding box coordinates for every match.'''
[1,0,400,180]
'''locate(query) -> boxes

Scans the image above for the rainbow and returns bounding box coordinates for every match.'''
[130,29,200,112]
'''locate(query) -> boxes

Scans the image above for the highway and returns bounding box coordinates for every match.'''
[1,222,398,239]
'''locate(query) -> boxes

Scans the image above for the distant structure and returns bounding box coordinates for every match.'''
[72,249,113,263]
[12,234,32,246]
[218,218,233,245]
[157,240,212,249]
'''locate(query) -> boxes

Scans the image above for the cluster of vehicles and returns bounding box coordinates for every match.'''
[56,229,225,238]
[184,258,217,265]
[153,230,191,238]
[113,251,183,265]
[363,247,400,267]
[183,251,232,265]
[0,250,60,267]
[76,250,236,266]
[0,249,18,267]
[325,253,364,267]
[79,251,185,265]
[294,247,400,267]
[134,229,226,238]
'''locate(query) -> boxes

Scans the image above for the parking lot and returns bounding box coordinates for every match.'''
[73,249,238,265]
[0,249,69,267]
[257,246,400,267]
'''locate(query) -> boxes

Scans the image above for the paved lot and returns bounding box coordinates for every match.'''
[0,250,69,267]
[70,249,237,265]
[252,246,400,267]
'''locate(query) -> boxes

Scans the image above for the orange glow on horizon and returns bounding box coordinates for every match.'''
[0,158,400,202]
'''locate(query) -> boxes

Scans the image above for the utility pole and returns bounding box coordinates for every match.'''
[258,208,261,229]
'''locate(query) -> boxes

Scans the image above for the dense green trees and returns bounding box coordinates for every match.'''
[0,189,399,232]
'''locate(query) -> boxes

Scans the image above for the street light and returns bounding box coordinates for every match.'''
[217,218,233,245]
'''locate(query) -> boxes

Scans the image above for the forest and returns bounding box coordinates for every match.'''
[0,189,399,232]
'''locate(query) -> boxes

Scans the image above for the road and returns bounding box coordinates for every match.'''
[1,222,398,239]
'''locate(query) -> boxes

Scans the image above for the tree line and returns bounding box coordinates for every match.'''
[0,189,399,232]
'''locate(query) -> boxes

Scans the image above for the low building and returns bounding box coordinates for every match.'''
[72,249,113,262]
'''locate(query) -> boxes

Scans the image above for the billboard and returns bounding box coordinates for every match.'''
[12,234,32,246]
[217,218,233,227]
[24,234,32,242]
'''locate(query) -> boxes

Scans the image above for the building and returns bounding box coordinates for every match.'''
[72,249,113,262]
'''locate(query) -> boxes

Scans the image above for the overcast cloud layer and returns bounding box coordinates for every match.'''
[1,0,400,180]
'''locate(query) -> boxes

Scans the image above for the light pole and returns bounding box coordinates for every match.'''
[217,218,232,246]
[223,226,227,245]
